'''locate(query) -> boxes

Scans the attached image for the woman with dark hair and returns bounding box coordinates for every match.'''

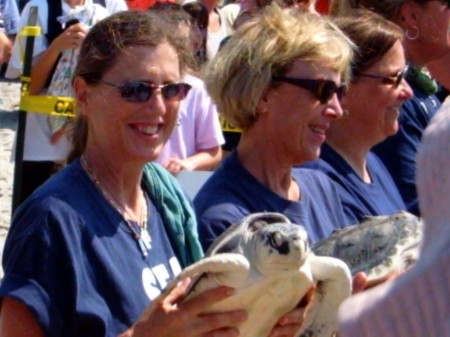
[182,0,209,66]
[0,11,246,337]
[304,9,412,224]
[330,0,450,216]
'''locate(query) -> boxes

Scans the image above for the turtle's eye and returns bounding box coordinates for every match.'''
[267,232,290,255]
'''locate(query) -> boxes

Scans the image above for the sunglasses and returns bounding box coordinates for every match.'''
[355,66,409,87]
[96,79,192,103]
[272,76,347,104]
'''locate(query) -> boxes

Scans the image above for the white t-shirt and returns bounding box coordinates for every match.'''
[0,0,20,35]
[6,0,126,161]
[156,74,225,166]
[206,5,238,61]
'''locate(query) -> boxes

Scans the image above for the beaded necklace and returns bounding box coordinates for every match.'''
[406,66,438,95]
[81,156,152,257]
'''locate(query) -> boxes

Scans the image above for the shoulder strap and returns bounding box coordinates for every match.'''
[46,0,63,45]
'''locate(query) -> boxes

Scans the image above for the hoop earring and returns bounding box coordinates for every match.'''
[405,26,419,40]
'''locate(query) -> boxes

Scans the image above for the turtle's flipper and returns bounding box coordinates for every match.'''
[157,253,250,303]
[299,255,351,337]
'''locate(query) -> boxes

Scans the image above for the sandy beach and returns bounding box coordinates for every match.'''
[0,79,20,277]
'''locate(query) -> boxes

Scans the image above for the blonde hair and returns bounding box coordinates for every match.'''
[204,4,354,130]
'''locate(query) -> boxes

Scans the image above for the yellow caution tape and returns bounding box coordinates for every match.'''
[220,116,241,133]
[19,95,77,118]
[20,26,42,37]
[20,77,31,96]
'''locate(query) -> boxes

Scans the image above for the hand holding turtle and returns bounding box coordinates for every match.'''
[123,278,248,337]
[269,285,316,337]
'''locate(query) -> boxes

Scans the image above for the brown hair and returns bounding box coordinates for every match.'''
[68,10,190,162]
[333,9,404,77]
[329,0,434,20]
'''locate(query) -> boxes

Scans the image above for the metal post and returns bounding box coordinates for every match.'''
[12,6,39,213]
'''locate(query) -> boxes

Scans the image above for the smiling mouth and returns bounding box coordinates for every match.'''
[387,106,401,115]
[310,125,327,135]
[134,125,159,135]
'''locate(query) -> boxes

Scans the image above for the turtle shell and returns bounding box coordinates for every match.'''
[312,210,423,285]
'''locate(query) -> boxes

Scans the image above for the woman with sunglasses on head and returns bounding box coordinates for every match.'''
[194,5,354,252]
[303,9,413,225]
[0,10,254,337]
[330,0,450,217]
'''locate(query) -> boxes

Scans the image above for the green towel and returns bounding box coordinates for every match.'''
[142,163,204,268]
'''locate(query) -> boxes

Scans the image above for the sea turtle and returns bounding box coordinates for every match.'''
[155,212,352,337]
[313,210,423,287]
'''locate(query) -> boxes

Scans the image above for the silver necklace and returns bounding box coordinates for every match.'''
[81,156,152,257]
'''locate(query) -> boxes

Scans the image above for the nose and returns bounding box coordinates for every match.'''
[146,90,167,116]
[323,94,344,119]
[399,78,413,100]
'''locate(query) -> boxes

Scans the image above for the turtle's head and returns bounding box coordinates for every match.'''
[246,221,310,276]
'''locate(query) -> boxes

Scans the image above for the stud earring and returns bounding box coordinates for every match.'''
[342,109,350,119]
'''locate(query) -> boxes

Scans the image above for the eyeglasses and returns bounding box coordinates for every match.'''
[355,66,409,87]
[272,76,347,104]
[96,79,192,103]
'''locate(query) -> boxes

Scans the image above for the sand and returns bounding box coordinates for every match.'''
[0,79,20,277]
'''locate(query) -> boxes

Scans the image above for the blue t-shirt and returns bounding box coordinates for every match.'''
[372,81,441,216]
[304,144,406,225]
[193,151,348,251]
[0,159,181,337]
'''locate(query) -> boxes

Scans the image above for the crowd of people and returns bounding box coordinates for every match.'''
[0,0,448,336]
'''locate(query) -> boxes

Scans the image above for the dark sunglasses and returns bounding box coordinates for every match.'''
[272,76,347,104]
[355,66,409,87]
[96,79,192,102]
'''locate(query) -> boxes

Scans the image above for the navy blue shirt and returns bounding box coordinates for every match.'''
[304,144,406,225]
[194,151,348,251]
[0,160,181,337]
[372,81,441,215]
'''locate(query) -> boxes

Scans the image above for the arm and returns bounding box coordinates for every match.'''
[0,31,13,65]
[29,23,88,95]
[163,146,222,174]
[0,298,46,337]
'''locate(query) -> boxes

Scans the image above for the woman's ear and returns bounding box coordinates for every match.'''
[256,87,270,115]
[73,77,89,117]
